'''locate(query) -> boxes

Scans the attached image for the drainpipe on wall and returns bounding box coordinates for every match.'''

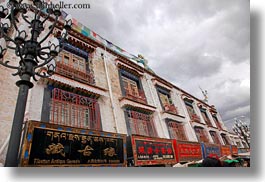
[144,74,167,138]
[101,47,119,133]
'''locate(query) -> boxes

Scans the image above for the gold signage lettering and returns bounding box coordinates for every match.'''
[45,143,66,157]
[103,147,117,157]
[66,159,81,164]
[34,158,51,165]
[53,132,60,141]
[51,159,66,165]
[109,160,120,163]
[93,137,99,142]
[60,133,67,140]
[46,131,54,141]
[78,145,94,156]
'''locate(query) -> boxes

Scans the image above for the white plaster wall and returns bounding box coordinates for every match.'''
[141,74,155,106]
[171,89,185,116]
[97,95,117,133]
[178,94,198,142]
[216,112,228,131]
[0,49,20,163]
[204,127,214,143]
[205,110,214,126]
[219,131,227,145]
[145,74,168,138]
[92,48,117,133]
[26,82,45,121]
[94,47,128,135]
[193,101,205,125]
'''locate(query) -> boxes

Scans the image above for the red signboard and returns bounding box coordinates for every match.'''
[130,135,177,166]
[231,145,238,155]
[221,145,232,156]
[173,140,203,162]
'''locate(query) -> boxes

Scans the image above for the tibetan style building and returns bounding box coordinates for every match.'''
[0,5,248,167]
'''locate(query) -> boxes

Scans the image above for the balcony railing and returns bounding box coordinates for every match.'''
[191,114,201,123]
[164,103,178,115]
[124,89,147,104]
[50,88,101,130]
[56,62,95,85]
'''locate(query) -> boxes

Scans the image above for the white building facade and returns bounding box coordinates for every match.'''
[0,2,248,166]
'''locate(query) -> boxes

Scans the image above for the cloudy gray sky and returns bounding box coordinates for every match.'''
[63,0,250,130]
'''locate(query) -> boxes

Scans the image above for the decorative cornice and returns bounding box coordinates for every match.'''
[116,60,144,77]
[161,112,186,122]
[182,94,194,102]
[151,78,173,90]
[53,27,96,54]
[191,122,207,129]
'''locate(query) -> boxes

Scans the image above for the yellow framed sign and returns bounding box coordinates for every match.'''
[20,121,127,167]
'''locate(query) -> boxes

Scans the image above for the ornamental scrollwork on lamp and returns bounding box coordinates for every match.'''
[0,0,73,83]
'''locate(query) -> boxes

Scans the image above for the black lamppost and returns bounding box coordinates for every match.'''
[0,0,72,167]
[232,118,250,148]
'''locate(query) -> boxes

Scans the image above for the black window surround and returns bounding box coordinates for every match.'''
[118,69,143,96]
[156,86,171,107]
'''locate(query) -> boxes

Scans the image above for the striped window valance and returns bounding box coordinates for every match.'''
[60,41,89,60]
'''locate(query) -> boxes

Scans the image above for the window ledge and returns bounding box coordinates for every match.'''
[41,74,108,98]
[191,122,207,128]
[119,97,156,112]
[161,111,186,122]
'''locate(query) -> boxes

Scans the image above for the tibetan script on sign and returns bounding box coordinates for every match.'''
[20,121,126,167]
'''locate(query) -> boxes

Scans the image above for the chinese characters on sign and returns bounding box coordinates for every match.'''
[202,143,221,159]
[221,146,232,156]
[131,135,176,166]
[21,121,126,167]
[174,141,202,162]
[136,141,174,160]
[231,145,239,155]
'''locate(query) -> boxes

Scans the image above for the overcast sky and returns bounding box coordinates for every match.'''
[63,0,250,130]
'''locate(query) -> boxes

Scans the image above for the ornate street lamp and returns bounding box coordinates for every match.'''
[0,0,72,167]
[232,119,250,148]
